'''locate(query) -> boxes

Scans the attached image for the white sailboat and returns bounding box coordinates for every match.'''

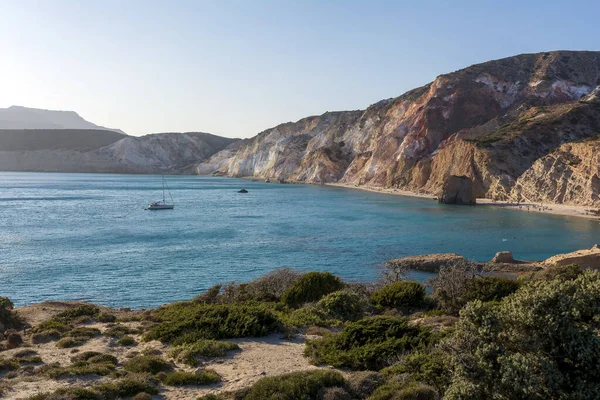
[147,175,175,210]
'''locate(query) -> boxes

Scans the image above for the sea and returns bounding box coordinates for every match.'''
[1,172,599,309]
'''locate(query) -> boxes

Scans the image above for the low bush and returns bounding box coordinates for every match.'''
[279,304,338,329]
[345,371,386,398]
[118,335,136,346]
[526,263,582,281]
[144,301,280,345]
[49,304,100,325]
[0,297,22,330]
[317,290,363,321]
[71,351,118,365]
[171,340,240,366]
[124,355,173,375]
[0,358,20,372]
[97,312,117,323]
[382,351,451,393]
[161,370,221,386]
[31,329,61,344]
[104,324,136,338]
[237,369,345,400]
[56,337,85,348]
[281,272,344,307]
[132,393,153,400]
[463,276,520,303]
[64,327,101,339]
[306,316,438,370]
[369,381,440,400]
[370,281,425,309]
[320,387,352,399]
[44,361,115,379]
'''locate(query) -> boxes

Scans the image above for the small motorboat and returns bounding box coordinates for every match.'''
[238,189,248,193]
[265,178,271,183]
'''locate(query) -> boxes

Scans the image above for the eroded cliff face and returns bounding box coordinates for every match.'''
[512,138,600,206]
[196,51,600,206]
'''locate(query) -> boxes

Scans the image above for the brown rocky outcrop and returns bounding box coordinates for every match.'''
[386,253,468,272]
[543,244,600,269]
[491,251,514,263]
[438,175,476,205]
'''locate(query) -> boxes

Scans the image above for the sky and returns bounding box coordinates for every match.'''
[0,1,599,138]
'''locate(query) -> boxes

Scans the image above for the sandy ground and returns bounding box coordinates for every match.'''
[2,303,321,400]
[326,182,600,220]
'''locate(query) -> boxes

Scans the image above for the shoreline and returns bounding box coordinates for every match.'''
[325,182,600,221]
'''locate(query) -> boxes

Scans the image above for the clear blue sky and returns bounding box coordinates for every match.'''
[1,0,598,137]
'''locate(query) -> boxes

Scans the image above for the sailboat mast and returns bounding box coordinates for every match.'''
[162,175,166,203]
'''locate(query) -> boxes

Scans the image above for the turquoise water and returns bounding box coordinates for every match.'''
[1,172,599,309]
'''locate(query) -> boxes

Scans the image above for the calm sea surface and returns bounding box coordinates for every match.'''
[1,172,599,308]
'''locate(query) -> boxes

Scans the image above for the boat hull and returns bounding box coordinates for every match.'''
[147,204,174,210]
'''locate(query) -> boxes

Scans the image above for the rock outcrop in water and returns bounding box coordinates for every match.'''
[196,51,600,207]
[438,175,476,205]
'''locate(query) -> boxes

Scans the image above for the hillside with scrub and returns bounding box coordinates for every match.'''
[1,261,599,399]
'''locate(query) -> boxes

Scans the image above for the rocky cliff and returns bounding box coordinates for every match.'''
[196,51,600,206]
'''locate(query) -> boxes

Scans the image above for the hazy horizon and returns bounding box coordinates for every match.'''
[1,0,599,138]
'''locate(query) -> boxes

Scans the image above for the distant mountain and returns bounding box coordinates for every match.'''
[0,129,126,152]
[196,50,600,207]
[0,106,124,133]
[0,130,238,174]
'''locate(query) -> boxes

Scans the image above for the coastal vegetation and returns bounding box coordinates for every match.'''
[1,262,598,399]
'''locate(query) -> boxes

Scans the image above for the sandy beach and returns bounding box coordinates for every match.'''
[326,182,600,221]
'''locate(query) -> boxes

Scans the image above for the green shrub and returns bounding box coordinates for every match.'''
[118,335,136,346]
[238,369,345,400]
[27,376,158,399]
[279,304,338,329]
[527,263,583,281]
[56,337,85,348]
[463,276,520,303]
[306,316,438,370]
[0,296,22,330]
[13,356,43,364]
[281,272,344,307]
[64,327,101,339]
[97,312,117,323]
[317,290,363,321]
[172,340,240,366]
[36,320,70,333]
[51,304,100,324]
[104,323,136,338]
[369,382,440,400]
[44,361,115,379]
[71,352,118,365]
[161,370,221,386]
[124,355,172,375]
[371,281,425,309]
[444,270,600,399]
[132,393,153,400]
[0,358,20,372]
[144,301,280,344]
[382,351,451,393]
[345,371,386,398]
